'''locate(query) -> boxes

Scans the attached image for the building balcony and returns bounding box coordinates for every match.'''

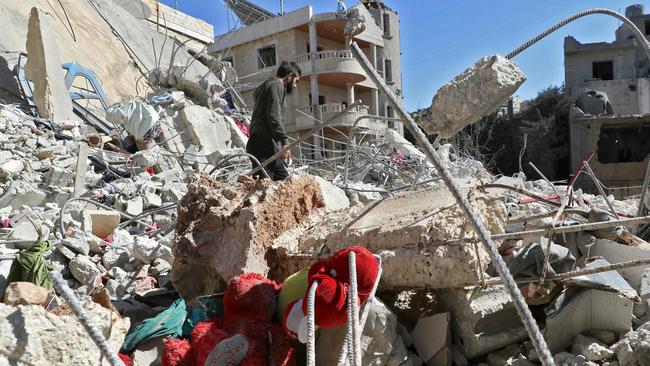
[294,50,367,87]
[292,103,389,131]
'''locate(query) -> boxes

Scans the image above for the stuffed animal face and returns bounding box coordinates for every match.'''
[223,273,280,321]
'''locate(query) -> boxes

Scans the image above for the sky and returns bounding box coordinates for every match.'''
[159,0,648,111]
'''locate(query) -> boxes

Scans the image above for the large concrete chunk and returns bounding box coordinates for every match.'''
[280,186,506,289]
[171,174,325,301]
[422,55,526,138]
[179,105,232,160]
[437,286,528,359]
[0,302,129,365]
[24,7,75,122]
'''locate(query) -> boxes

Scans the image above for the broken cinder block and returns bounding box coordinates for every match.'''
[82,210,121,238]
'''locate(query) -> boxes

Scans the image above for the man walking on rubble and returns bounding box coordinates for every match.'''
[246,60,301,181]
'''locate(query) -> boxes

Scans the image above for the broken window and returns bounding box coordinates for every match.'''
[592,61,613,81]
[645,20,650,35]
[385,59,393,82]
[383,13,391,36]
[597,124,650,163]
[257,45,276,69]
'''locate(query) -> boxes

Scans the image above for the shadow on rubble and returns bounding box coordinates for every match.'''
[6,309,28,365]
[0,56,23,105]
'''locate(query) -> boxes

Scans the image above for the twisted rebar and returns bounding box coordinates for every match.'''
[49,271,124,366]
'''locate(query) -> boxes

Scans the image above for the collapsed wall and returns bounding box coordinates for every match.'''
[171,174,326,301]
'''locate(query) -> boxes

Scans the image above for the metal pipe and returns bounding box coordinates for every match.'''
[637,160,650,233]
[209,152,270,179]
[447,215,650,244]
[483,256,650,288]
[583,161,620,219]
[507,8,650,61]
[343,115,404,185]
[478,183,562,207]
[248,102,363,177]
[349,40,556,365]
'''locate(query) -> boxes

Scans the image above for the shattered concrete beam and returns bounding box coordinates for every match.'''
[24,7,75,122]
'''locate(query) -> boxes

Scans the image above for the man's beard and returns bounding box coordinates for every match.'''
[285,81,294,94]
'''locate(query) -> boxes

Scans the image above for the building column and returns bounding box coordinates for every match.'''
[369,44,380,116]
[346,83,355,105]
[308,21,322,159]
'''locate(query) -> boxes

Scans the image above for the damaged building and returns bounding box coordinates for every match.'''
[209,0,404,158]
[565,4,650,197]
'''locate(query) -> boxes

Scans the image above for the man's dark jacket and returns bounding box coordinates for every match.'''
[249,78,288,146]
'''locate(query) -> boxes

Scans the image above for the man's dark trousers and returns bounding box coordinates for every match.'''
[246,134,289,181]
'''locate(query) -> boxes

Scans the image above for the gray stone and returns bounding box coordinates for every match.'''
[3,282,49,306]
[314,176,350,211]
[150,258,171,276]
[125,196,144,216]
[315,298,408,366]
[133,236,173,264]
[102,246,133,269]
[451,344,468,366]
[586,329,617,346]
[36,145,67,160]
[24,8,75,122]
[46,166,74,186]
[0,302,129,364]
[487,344,523,366]
[0,160,23,178]
[638,268,650,317]
[610,329,650,366]
[61,235,90,256]
[56,244,77,261]
[69,255,101,285]
[422,55,526,138]
[437,286,527,359]
[571,334,614,361]
[553,352,598,366]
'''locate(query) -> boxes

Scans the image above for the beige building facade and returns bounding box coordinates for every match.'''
[564,4,650,196]
[209,1,404,157]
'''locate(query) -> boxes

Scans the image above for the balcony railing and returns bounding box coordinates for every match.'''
[294,50,355,63]
[299,103,369,114]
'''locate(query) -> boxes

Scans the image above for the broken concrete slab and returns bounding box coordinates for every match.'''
[3,281,49,306]
[0,301,129,364]
[0,160,24,178]
[278,185,505,289]
[421,55,526,138]
[315,298,409,366]
[437,286,527,359]
[545,288,633,355]
[313,176,350,211]
[69,255,101,285]
[24,7,75,122]
[82,209,121,238]
[411,312,451,366]
[178,105,232,161]
[172,174,325,301]
[133,236,173,264]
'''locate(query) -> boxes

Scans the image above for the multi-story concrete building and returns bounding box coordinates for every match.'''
[209,0,404,157]
[564,4,650,196]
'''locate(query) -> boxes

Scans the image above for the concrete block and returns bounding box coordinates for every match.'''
[179,106,231,159]
[0,160,23,178]
[422,55,526,138]
[411,312,451,366]
[46,166,74,186]
[313,176,350,211]
[571,334,614,362]
[24,8,75,122]
[69,255,101,285]
[125,196,144,216]
[82,209,121,238]
[3,282,49,306]
[437,286,527,359]
[545,289,633,354]
[172,174,325,301]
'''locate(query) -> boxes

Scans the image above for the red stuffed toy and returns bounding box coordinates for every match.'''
[162,273,295,366]
[283,246,379,341]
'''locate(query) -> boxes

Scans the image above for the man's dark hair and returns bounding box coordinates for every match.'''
[276,61,302,78]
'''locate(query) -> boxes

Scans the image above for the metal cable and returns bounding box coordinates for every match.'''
[49,271,124,366]
[350,41,556,365]
[306,280,319,366]
[507,8,650,60]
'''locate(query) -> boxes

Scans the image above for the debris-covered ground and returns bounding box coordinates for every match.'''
[1,1,650,366]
